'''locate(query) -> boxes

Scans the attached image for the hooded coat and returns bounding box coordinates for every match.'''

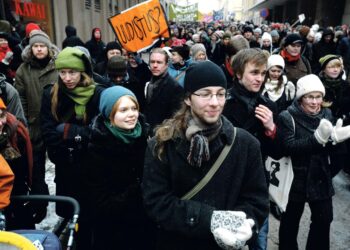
[312,29,337,73]
[14,43,59,151]
[85,27,105,64]
[62,25,85,49]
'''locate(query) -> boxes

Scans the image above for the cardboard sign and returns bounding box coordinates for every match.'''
[108,0,170,53]
[298,14,305,23]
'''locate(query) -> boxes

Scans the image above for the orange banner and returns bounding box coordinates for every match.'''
[108,0,170,53]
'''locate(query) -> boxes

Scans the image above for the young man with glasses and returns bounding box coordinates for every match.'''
[142,60,269,250]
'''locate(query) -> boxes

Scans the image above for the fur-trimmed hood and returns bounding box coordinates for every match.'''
[21,43,60,64]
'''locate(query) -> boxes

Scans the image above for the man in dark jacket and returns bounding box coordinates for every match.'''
[142,61,269,250]
[62,25,84,49]
[144,48,183,134]
[223,48,278,250]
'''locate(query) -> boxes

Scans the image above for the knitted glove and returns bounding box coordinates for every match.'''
[1,51,13,65]
[314,119,333,145]
[211,211,255,249]
[284,81,295,101]
[331,118,350,144]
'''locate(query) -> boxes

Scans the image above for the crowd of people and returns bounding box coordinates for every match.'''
[0,17,350,250]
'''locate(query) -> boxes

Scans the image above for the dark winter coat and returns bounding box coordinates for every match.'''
[277,101,346,202]
[223,79,279,159]
[144,72,183,134]
[85,114,154,249]
[127,61,152,90]
[142,116,269,250]
[62,25,85,49]
[319,72,350,122]
[40,83,102,218]
[312,30,337,73]
[15,44,59,151]
[85,28,105,64]
[283,55,311,86]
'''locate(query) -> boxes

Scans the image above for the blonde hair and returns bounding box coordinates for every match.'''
[154,102,190,161]
[109,95,139,126]
[50,72,93,123]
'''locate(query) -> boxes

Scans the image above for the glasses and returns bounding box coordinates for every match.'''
[59,70,80,78]
[303,95,323,102]
[192,92,227,101]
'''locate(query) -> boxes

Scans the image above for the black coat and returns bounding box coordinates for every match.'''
[144,73,183,134]
[277,101,346,202]
[223,80,280,159]
[142,117,269,250]
[85,114,155,249]
[40,83,102,218]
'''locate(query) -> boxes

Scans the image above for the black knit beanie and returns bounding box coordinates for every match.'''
[184,61,227,93]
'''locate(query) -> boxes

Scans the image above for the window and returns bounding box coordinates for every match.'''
[85,0,91,9]
[95,0,101,12]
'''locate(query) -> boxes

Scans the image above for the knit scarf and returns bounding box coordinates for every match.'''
[281,49,300,62]
[185,115,222,167]
[225,57,234,77]
[232,79,261,115]
[263,79,284,102]
[62,84,96,119]
[104,120,142,144]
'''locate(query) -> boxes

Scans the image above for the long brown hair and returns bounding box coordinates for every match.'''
[50,72,93,123]
[154,101,190,161]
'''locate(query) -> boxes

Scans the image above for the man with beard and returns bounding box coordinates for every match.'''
[15,30,60,224]
[144,48,183,134]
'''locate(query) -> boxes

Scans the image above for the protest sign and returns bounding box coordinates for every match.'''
[108,0,170,52]
[169,3,198,22]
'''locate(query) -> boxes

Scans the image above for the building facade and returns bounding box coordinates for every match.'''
[242,0,350,27]
[0,0,144,49]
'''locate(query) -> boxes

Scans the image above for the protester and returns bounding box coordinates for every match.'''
[168,44,192,87]
[86,86,154,249]
[190,43,208,61]
[142,60,269,250]
[262,54,295,113]
[15,30,59,224]
[85,27,105,65]
[40,47,103,250]
[279,33,312,85]
[277,74,348,250]
[144,48,183,134]
[94,41,122,77]
[62,25,84,49]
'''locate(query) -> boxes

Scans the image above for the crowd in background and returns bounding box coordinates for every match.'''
[0,17,350,250]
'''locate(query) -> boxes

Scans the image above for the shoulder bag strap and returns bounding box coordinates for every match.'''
[181,127,237,200]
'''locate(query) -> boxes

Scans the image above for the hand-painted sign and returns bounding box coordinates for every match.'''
[108,0,170,53]
[169,3,198,22]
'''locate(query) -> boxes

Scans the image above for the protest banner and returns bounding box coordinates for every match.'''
[108,0,170,53]
[169,3,198,22]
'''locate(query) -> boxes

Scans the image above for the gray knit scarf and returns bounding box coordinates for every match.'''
[185,116,222,167]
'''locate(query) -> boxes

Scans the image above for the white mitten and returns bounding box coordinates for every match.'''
[211,211,254,249]
[314,119,333,146]
[331,118,350,144]
[284,81,296,101]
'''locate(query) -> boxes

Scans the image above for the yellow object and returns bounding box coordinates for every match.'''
[0,231,36,250]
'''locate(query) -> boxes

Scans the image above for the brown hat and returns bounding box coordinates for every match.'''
[107,55,127,77]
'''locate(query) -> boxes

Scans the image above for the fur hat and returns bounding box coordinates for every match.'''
[105,41,122,53]
[107,55,127,77]
[319,54,340,70]
[296,74,325,100]
[184,61,227,93]
[55,47,86,72]
[99,86,136,119]
[29,30,51,47]
[25,22,41,37]
[267,54,285,70]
